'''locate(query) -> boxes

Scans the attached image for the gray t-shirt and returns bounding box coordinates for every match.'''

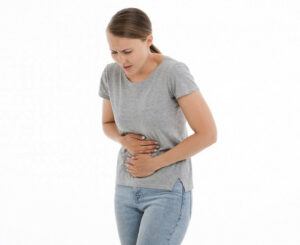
[98,55,200,191]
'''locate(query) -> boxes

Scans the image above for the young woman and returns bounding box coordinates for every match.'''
[99,7,217,245]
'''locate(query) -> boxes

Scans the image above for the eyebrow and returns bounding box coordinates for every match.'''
[110,48,132,52]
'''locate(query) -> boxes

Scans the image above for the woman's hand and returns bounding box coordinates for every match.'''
[125,153,159,178]
[120,133,160,156]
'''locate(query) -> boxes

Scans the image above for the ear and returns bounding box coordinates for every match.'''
[146,34,153,47]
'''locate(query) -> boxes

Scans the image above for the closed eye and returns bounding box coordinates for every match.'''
[111,51,132,55]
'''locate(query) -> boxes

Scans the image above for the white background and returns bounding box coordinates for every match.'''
[0,0,299,244]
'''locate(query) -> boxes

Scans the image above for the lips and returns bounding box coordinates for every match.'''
[123,65,132,68]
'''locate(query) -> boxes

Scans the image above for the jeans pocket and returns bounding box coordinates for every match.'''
[171,178,183,194]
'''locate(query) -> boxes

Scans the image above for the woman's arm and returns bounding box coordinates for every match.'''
[153,90,217,170]
[101,98,123,144]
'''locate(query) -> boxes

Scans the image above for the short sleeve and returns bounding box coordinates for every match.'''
[168,62,200,100]
[98,65,110,100]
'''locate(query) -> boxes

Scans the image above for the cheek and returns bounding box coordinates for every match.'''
[129,55,137,64]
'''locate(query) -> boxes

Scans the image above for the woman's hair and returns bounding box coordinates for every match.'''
[106,7,161,54]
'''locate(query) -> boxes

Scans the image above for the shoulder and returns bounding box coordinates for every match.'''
[163,55,190,74]
[100,62,122,84]
[102,62,119,75]
[161,56,193,84]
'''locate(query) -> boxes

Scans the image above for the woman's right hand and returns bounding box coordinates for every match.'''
[120,133,160,156]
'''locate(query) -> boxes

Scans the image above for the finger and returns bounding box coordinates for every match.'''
[128,155,137,160]
[126,165,135,172]
[140,149,154,154]
[125,159,133,165]
[141,146,159,152]
[129,133,146,140]
[127,152,136,157]
[140,140,159,146]
[127,155,136,161]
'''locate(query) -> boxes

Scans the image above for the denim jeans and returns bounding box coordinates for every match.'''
[114,178,192,245]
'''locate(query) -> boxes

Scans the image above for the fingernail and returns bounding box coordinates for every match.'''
[142,136,146,139]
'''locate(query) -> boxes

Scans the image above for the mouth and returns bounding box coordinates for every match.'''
[123,65,132,70]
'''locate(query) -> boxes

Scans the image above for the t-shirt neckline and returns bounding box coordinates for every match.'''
[122,54,167,86]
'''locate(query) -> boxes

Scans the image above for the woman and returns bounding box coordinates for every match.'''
[99,7,217,245]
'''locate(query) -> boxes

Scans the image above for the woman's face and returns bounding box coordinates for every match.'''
[106,31,153,76]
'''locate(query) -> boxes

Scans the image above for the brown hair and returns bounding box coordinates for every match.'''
[106,7,161,54]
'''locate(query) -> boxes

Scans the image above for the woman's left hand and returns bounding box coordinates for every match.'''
[125,153,158,178]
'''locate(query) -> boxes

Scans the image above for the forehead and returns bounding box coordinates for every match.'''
[106,32,142,50]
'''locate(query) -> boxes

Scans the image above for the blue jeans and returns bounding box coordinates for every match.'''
[114,178,192,245]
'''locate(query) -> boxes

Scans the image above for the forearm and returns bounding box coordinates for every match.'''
[153,133,216,170]
[102,122,124,145]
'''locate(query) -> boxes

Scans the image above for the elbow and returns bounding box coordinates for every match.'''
[206,132,217,146]
[194,131,217,146]
[194,121,217,145]
[211,133,217,145]
[210,127,217,144]
[202,129,217,146]
[209,123,218,144]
